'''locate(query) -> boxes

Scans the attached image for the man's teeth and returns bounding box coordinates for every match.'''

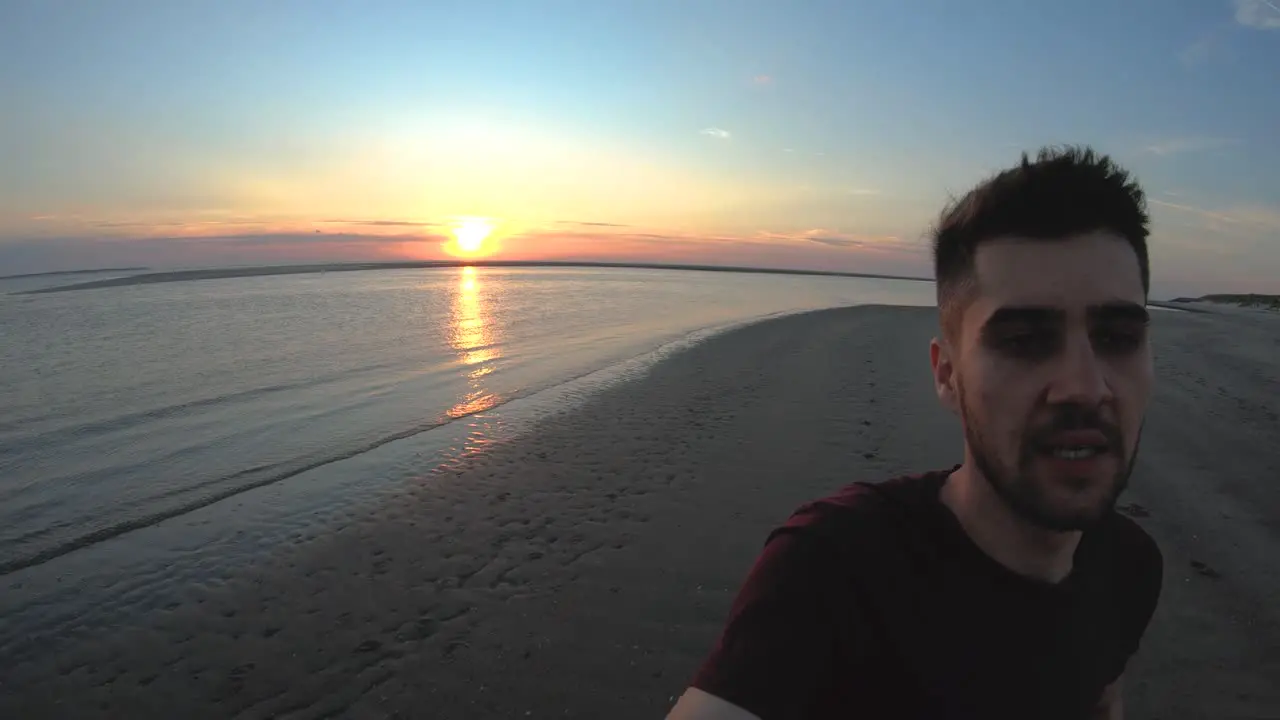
[1051,446,1100,460]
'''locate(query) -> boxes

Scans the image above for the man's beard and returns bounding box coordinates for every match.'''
[957,382,1141,532]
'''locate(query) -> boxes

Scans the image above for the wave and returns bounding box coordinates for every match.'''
[0,306,813,577]
[0,358,407,449]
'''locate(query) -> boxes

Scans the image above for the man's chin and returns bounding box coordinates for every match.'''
[1023,458,1124,530]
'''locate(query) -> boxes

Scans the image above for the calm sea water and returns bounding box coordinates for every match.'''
[0,266,933,578]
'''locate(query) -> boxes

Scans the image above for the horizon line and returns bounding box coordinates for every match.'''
[17,260,938,295]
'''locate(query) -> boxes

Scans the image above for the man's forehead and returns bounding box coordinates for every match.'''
[970,233,1145,307]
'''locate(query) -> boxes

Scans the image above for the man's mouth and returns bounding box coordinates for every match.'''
[1045,445,1106,460]
[1034,430,1114,461]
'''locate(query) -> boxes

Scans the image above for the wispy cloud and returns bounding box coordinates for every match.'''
[1151,199,1280,231]
[1235,0,1280,29]
[806,236,866,249]
[320,219,439,227]
[554,220,631,228]
[1150,199,1242,225]
[495,227,928,276]
[752,74,773,86]
[757,228,902,249]
[1139,137,1239,156]
[1181,38,1214,66]
[92,219,253,228]
[700,127,731,140]
[194,232,439,247]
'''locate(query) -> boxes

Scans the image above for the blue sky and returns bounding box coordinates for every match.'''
[1,0,1277,297]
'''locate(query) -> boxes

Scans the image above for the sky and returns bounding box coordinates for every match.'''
[1,0,1278,298]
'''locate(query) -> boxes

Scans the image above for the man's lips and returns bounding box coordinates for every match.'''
[1040,429,1110,448]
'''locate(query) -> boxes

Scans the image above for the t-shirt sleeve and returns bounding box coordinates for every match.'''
[1108,521,1165,683]
[690,529,859,719]
[1130,526,1164,644]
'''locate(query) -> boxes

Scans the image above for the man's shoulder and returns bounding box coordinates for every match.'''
[1094,508,1164,587]
[771,467,958,552]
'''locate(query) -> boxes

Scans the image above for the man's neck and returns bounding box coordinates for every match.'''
[940,463,1082,584]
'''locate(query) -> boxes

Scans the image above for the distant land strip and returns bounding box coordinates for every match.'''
[0,266,148,281]
[15,261,937,295]
[1170,294,1280,311]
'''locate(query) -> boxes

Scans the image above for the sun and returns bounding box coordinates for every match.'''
[450,218,494,256]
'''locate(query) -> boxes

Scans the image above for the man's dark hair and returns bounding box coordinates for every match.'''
[932,144,1150,339]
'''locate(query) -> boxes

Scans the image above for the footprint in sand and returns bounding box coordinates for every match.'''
[1190,560,1222,580]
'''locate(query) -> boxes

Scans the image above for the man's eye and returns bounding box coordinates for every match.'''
[996,330,1057,357]
[1093,327,1145,354]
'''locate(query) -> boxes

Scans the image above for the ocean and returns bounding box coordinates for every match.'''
[0,265,932,645]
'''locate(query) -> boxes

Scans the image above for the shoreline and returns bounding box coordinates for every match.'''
[2,304,1277,718]
[16,261,935,295]
[0,267,148,281]
[0,307,810,656]
[0,306,806,580]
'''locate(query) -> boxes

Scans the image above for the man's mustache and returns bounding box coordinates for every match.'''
[1028,404,1124,453]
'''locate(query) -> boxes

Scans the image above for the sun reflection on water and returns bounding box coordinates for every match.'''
[447,266,503,420]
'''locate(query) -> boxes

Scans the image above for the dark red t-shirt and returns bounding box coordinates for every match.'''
[691,468,1163,719]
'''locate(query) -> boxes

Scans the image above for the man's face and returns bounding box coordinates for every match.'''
[931,232,1154,531]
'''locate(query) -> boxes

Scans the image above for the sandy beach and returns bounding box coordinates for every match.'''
[2,303,1277,719]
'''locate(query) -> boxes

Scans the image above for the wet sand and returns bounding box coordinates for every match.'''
[2,304,1277,718]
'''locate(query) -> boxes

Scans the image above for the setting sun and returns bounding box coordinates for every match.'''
[449,217,495,257]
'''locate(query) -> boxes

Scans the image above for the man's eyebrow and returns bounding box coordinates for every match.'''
[1088,301,1150,324]
[982,306,1065,329]
[981,303,1151,330]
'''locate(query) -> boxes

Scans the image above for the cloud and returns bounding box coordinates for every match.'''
[752,74,773,85]
[1181,27,1230,67]
[492,227,929,277]
[320,219,440,227]
[1235,0,1280,29]
[806,236,866,249]
[700,127,731,140]
[1151,199,1280,231]
[92,219,252,228]
[195,232,438,247]
[757,228,902,250]
[554,220,632,228]
[1150,199,1242,225]
[1139,137,1239,156]
[845,188,881,196]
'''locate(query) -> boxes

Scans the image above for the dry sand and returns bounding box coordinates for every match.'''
[2,304,1277,719]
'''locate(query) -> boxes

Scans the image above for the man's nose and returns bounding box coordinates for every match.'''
[1047,333,1112,406]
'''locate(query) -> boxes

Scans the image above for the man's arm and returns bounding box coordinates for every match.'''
[664,530,857,720]
[667,687,760,720]
[1091,674,1123,719]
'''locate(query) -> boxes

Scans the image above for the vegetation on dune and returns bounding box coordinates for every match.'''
[1171,294,1280,311]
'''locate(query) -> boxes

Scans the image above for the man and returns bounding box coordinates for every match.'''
[667,146,1164,719]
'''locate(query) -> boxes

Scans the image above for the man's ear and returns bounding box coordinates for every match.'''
[930,336,959,415]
